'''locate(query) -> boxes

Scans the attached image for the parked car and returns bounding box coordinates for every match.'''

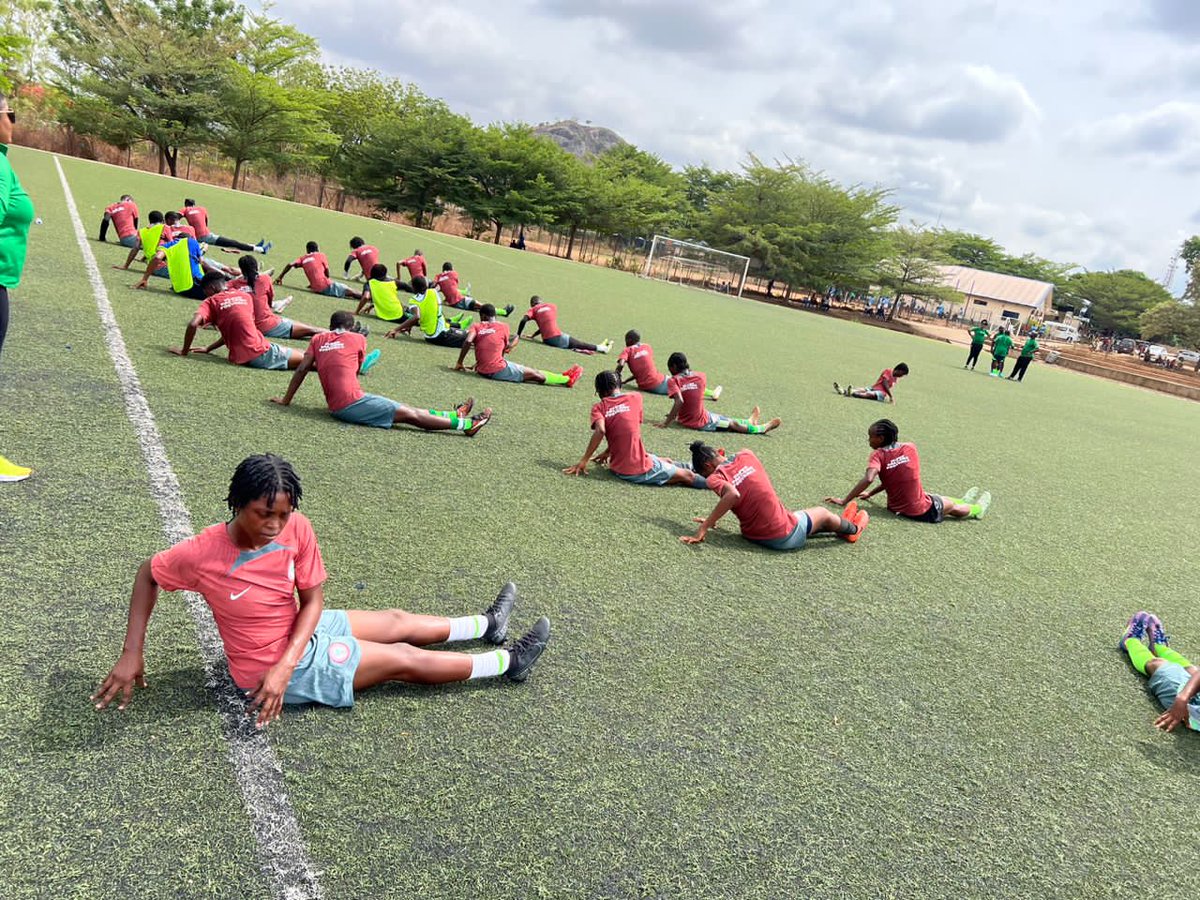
[1178,349,1200,365]
[1115,338,1136,354]
[1147,344,1169,361]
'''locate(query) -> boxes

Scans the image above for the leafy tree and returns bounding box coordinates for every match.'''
[936,228,1076,301]
[1139,300,1200,346]
[876,224,961,318]
[0,0,53,89]
[1180,236,1200,303]
[1059,270,1172,335]
[54,0,239,175]
[461,124,567,243]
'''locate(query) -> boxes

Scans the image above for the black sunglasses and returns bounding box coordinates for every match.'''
[2,111,14,124]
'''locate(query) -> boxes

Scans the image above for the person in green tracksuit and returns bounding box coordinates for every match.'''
[989,329,1013,377]
[1009,334,1038,382]
[964,323,989,370]
[0,90,35,483]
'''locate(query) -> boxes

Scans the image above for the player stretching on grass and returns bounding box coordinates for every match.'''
[384,275,472,347]
[91,454,548,727]
[275,241,362,301]
[181,199,269,254]
[516,295,612,354]
[824,418,990,523]
[455,304,582,388]
[272,310,489,434]
[343,236,379,281]
[564,371,707,486]
[98,194,139,248]
[659,352,780,434]
[616,331,721,401]
[834,363,908,402]
[171,272,304,370]
[681,442,868,550]
[228,255,325,342]
[436,261,514,317]
[1120,611,1200,732]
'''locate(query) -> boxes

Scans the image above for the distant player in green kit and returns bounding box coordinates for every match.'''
[965,323,989,370]
[1008,333,1038,382]
[989,328,1013,377]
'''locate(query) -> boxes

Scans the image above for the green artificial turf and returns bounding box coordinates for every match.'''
[3,146,1200,897]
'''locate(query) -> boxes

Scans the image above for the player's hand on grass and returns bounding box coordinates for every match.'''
[654,420,670,429]
[593,451,610,467]
[91,650,147,711]
[563,461,590,476]
[824,496,847,506]
[248,663,293,729]
[680,522,709,545]
[1155,699,1190,732]
[270,397,290,406]
[132,281,148,290]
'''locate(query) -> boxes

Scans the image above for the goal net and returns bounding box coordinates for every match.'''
[641,235,750,298]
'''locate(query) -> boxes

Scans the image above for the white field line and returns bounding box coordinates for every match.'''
[54,156,323,900]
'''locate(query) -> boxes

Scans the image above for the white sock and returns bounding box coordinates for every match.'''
[469,649,510,680]
[447,614,488,642]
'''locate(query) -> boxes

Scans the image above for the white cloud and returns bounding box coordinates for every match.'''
[1071,101,1200,171]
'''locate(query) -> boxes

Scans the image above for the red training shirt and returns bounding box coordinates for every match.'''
[618,342,665,390]
[196,289,271,365]
[106,200,139,239]
[705,449,798,541]
[229,273,280,334]
[872,368,897,396]
[180,205,211,238]
[349,244,379,279]
[435,270,462,305]
[150,513,327,689]
[467,320,510,376]
[529,301,562,341]
[309,330,366,412]
[591,392,651,476]
[399,255,427,279]
[667,370,709,429]
[868,442,931,517]
[292,252,332,293]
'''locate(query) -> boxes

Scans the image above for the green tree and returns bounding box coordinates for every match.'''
[1059,270,1172,335]
[0,0,53,89]
[54,0,240,175]
[876,224,961,319]
[1180,236,1200,303]
[461,124,568,243]
[1139,300,1200,346]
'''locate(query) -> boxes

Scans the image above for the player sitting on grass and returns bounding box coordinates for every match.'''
[273,309,488,434]
[616,330,721,400]
[1120,611,1200,733]
[274,241,362,301]
[356,264,414,324]
[130,233,237,299]
[181,199,269,254]
[343,236,379,281]
[91,454,548,728]
[384,275,472,347]
[658,352,780,434]
[564,371,708,486]
[516,295,612,354]
[228,255,325,342]
[455,303,582,388]
[398,248,427,280]
[834,363,908,402]
[436,261,514,317]
[681,442,868,550]
[98,194,139,248]
[170,272,305,370]
[824,418,990,523]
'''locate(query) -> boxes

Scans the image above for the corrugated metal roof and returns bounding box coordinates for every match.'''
[936,265,1054,310]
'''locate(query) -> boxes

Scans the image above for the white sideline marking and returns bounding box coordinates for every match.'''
[53,156,323,900]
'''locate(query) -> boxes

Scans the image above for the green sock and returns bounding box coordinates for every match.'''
[430,409,468,430]
[703,389,718,399]
[1125,638,1153,674]
[542,370,568,385]
[968,504,982,518]
[1154,645,1193,668]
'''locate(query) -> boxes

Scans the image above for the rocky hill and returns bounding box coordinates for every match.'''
[533,120,627,160]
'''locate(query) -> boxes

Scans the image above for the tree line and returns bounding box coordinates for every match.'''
[3,0,1199,343]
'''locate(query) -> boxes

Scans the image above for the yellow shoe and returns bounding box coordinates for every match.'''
[0,455,32,483]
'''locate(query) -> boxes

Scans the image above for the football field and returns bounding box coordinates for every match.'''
[3,146,1199,898]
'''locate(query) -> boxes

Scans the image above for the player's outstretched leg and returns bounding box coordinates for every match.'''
[567,336,613,353]
[522,364,583,387]
[942,488,991,519]
[392,401,491,435]
[805,505,869,543]
[718,411,781,435]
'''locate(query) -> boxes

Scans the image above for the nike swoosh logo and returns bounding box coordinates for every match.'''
[230,587,250,601]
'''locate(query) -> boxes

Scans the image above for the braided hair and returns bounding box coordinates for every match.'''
[870,419,899,445]
[595,370,621,396]
[238,254,258,285]
[225,454,302,516]
[689,440,719,473]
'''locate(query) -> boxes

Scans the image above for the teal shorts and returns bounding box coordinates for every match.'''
[332,393,400,428]
[263,318,294,339]
[484,361,526,383]
[320,282,349,299]
[750,512,811,551]
[284,610,361,708]
[118,234,139,249]
[543,334,571,349]
[1146,662,1200,730]
[615,454,698,487]
[699,412,732,432]
[245,342,292,370]
[645,378,669,395]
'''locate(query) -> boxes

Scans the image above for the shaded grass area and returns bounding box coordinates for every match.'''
[0,152,269,897]
[5,146,1200,896]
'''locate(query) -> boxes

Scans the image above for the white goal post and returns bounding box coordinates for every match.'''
[640,235,751,298]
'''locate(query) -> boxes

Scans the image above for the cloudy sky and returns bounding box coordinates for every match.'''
[266,0,1199,291]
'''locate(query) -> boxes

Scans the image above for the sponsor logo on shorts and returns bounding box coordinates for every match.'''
[328,641,352,665]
